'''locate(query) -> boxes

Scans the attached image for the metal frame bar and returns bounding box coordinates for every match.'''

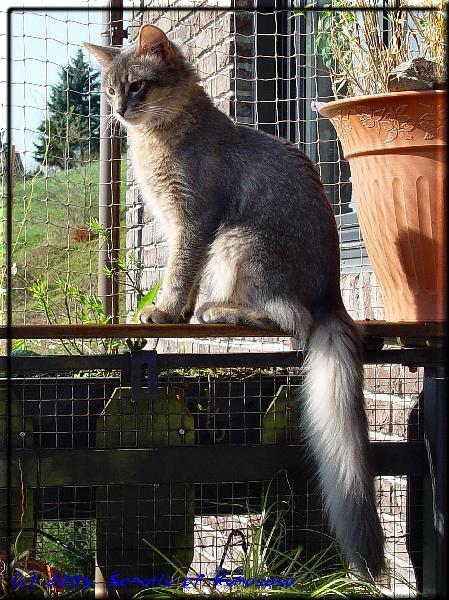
[98,0,125,323]
[0,347,444,372]
[422,367,447,596]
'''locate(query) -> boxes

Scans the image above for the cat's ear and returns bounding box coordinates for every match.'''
[137,24,172,61]
[83,42,120,70]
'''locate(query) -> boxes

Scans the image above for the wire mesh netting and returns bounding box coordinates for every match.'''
[4,7,111,332]
[0,2,440,597]
[2,362,423,595]
[2,3,434,337]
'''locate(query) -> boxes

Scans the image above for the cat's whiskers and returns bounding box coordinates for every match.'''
[136,94,176,105]
[130,110,168,121]
[129,110,175,121]
[130,106,191,121]
[128,95,191,118]
[131,104,177,113]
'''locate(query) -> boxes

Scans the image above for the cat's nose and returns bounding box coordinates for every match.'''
[116,109,125,117]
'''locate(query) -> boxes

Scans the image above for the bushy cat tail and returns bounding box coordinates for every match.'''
[301,309,385,578]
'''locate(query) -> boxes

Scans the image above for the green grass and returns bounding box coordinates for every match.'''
[13,161,100,249]
[134,480,392,599]
[132,475,419,598]
[8,159,128,328]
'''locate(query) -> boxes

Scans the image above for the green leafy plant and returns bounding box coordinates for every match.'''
[28,273,161,355]
[26,214,161,354]
[36,520,95,576]
[132,279,161,323]
[93,216,162,325]
[28,274,110,354]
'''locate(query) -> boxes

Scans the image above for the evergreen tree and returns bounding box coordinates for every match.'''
[34,49,100,167]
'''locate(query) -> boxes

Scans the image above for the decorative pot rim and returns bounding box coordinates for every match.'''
[318,89,446,117]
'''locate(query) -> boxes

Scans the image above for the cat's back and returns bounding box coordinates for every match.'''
[223,124,328,220]
[234,124,321,184]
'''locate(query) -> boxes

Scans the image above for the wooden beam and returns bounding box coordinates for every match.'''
[2,443,425,487]
[0,321,446,340]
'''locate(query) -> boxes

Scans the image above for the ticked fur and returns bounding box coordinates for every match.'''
[85,24,385,577]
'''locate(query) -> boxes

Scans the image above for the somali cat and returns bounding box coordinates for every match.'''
[85,24,385,577]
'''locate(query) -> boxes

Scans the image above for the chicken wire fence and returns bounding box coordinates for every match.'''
[2,359,424,596]
[3,2,431,337]
[0,2,441,598]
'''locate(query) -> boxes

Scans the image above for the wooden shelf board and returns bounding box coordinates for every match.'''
[0,321,446,340]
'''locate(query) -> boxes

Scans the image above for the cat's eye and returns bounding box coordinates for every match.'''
[129,80,145,94]
[107,86,115,96]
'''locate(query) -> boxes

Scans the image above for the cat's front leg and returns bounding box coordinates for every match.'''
[139,233,207,324]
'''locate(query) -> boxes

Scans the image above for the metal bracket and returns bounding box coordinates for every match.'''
[130,350,158,395]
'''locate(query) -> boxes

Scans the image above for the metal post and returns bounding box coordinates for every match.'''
[422,365,447,597]
[98,0,124,323]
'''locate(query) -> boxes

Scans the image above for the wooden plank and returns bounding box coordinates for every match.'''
[0,321,446,340]
[95,387,195,582]
[0,442,425,487]
[1,389,34,554]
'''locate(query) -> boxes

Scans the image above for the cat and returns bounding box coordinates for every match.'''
[85,24,385,578]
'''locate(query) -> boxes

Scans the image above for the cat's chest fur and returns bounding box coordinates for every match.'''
[129,130,184,242]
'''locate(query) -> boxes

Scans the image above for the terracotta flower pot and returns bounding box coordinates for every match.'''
[319,90,446,322]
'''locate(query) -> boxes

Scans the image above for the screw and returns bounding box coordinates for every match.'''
[19,432,26,438]
[177,427,185,436]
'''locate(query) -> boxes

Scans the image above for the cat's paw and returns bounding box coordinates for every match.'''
[139,305,174,324]
[196,303,227,324]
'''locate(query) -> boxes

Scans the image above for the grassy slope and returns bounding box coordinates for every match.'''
[10,159,127,327]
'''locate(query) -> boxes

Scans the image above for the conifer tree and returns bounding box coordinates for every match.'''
[34,49,100,167]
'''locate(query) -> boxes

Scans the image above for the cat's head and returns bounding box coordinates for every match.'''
[84,24,196,128]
